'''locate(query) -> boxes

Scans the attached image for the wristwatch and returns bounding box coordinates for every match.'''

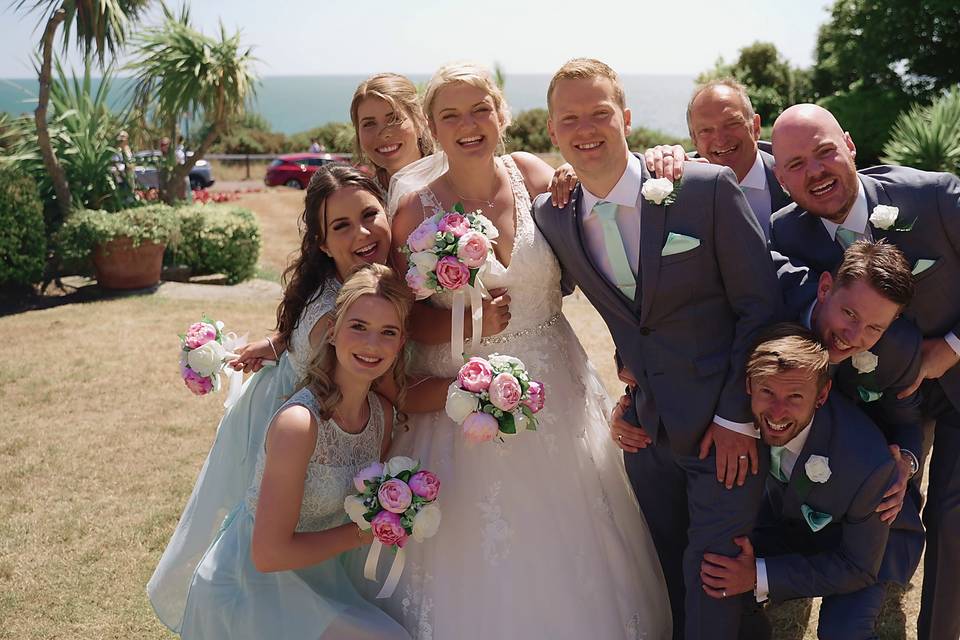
[902,448,920,478]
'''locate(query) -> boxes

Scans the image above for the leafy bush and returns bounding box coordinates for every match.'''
[168,203,261,283]
[0,166,46,287]
[818,83,914,165]
[627,127,689,151]
[505,109,554,153]
[56,204,182,263]
[882,87,960,175]
[288,122,355,154]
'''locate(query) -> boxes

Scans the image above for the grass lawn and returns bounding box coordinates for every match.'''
[0,187,922,639]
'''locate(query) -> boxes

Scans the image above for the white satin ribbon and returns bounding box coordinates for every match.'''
[449,276,487,365]
[220,332,248,409]
[363,539,407,599]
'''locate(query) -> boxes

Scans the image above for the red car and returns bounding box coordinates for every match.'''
[264,153,352,189]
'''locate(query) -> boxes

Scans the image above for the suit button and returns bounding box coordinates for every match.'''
[638,327,651,336]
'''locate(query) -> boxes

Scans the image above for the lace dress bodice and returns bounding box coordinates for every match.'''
[412,155,564,377]
[245,388,384,532]
[287,276,341,378]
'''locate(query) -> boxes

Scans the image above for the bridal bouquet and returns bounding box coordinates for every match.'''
[345,456,441,598]
[178,316,246,406]
[403,203,498,363]
[445,354,545,443]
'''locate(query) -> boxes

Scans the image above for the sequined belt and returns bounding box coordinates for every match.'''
[468,312,562,346]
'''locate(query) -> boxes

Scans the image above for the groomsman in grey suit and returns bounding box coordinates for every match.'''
[642,79,791,237]
[701,325,924,640]
[768,103,960,640]
[533,58,781,640]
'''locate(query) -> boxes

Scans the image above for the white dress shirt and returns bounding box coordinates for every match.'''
[579,153,757,437]
[740,151,773,239]
[755,418,815,602]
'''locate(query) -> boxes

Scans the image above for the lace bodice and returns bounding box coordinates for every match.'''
[287,276,341,378]
[245,387,384,532]
[412,155,564,377]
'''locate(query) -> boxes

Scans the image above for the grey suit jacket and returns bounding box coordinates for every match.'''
[770,166,960,412]
[756,393,923,601]
[759,149,791,214]
[533,157,781,455]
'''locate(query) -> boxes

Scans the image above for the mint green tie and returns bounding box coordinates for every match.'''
[770,446,788,482]
[836,227,865,249]
[592,201,636,300]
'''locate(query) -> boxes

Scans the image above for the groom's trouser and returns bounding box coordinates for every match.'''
[917,381,960,640]
[624,427,766,640]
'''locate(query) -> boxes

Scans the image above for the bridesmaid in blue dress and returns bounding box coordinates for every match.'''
[149,165,394,632]
[179,263,413,639]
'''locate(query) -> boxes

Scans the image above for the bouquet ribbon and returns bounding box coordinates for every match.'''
[450,276,486,365]
[221,332,248,409]
[363,539,406,599]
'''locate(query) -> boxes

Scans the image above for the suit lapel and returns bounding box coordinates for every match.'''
[861,174,894,242]
[761,150,791,212]
[784,411,832,517]
[638,162,666,323]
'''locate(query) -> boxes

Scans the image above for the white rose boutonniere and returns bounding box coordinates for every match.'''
[851,351,879,374]
[641,178,678,206]
[805,455,832,483]
[869,204,915,232]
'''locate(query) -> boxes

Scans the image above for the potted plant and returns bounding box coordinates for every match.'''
[57,204,181,289]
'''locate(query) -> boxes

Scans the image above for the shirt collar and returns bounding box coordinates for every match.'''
[819,179,868,240]
[802,299,817,330]
[785,417,815,457]
[739,151,767,190]
[581,153,643,215]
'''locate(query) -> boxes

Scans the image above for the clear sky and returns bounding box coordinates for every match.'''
[1,0,831,78]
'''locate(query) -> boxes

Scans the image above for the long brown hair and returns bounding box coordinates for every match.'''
[349,73,433,189]
[275,164,386,346]
[303,263,414,421]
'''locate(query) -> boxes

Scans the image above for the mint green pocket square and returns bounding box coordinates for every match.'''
[857,385,883,403]
[912,259,936,275]
[800,503,833,532]
[661,232,701,257]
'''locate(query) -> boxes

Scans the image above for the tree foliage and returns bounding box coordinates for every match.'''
[882,87,960,175]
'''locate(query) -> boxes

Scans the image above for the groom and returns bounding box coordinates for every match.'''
[533,59,781,640]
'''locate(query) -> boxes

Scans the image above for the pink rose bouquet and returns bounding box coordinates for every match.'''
[177,315,244,397]
[445,353,545,443]
[401,202,497,301]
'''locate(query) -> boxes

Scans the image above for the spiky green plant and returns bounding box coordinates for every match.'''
[882,88,960,175]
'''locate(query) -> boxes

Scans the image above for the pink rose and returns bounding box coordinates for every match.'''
[458,357,494,392]
[462,411,500,444]
[456,231,490,268]
[489,372,522,411]
[438,213,470,237]
[181,365,213,396]
[405,266,433,300]
[371,510,408,548]
[185,322,217,349]
[377,478,413,514]
[353,462,384,492]
[524,380,545,414]
[408,471,441,501]
[435,256,470,290]
[407,219,439,252]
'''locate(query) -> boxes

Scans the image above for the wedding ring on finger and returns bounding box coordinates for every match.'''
[617,434,623,442]
[737,455,748,462]
[722,590,727,598]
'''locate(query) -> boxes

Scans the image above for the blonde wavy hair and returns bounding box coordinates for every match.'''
[302,263,414,423]
[350,73,433,188]
[423,62,512,148]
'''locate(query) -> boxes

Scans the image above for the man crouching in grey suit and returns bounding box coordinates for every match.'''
[533,58,780,640]
[701,324,924,640]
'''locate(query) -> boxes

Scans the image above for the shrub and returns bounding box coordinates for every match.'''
[56,204,181,264]
[817,83,914,166]
[168,203,261,284]
[505,109,554,153]
[0,166,46,287]
[882,87,960,175]
[626,127,689,152]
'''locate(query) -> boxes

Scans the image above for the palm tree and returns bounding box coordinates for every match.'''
[130,6,257,203]
[11,0,151,221]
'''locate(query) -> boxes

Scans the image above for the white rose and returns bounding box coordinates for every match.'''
[869,205,900,230]
[445,384,480,423]
[641,177,675,205]
[411,504,442,542]
[186,340,227,377]
[851,351,879,374]
[384,455,417,477]
[488,354,524,371]
[476,213,499,240]
[805,455,832,483]
[410,251,438,274]
[343,495,371,530]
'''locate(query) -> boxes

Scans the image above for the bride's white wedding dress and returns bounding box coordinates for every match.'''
[363,156,671,639]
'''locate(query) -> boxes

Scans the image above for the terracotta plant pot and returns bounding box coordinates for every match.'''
[92,237,166,289]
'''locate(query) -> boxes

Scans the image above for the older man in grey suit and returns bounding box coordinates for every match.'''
[702,325,924,640]
[768,103,960,640]
[534,58,780,640]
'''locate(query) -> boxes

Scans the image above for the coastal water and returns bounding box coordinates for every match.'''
[1,73,695,137]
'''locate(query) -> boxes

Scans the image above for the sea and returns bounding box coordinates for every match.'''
[0,74,695,138]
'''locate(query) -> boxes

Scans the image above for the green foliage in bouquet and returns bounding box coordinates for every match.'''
[0,166,47,287]
[169,203,261,284]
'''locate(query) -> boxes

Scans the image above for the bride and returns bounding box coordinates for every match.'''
[367,62,672,639]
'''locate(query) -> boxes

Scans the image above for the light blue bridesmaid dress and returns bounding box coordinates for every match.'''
[148,277,341,632]
[179,387,410,639]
